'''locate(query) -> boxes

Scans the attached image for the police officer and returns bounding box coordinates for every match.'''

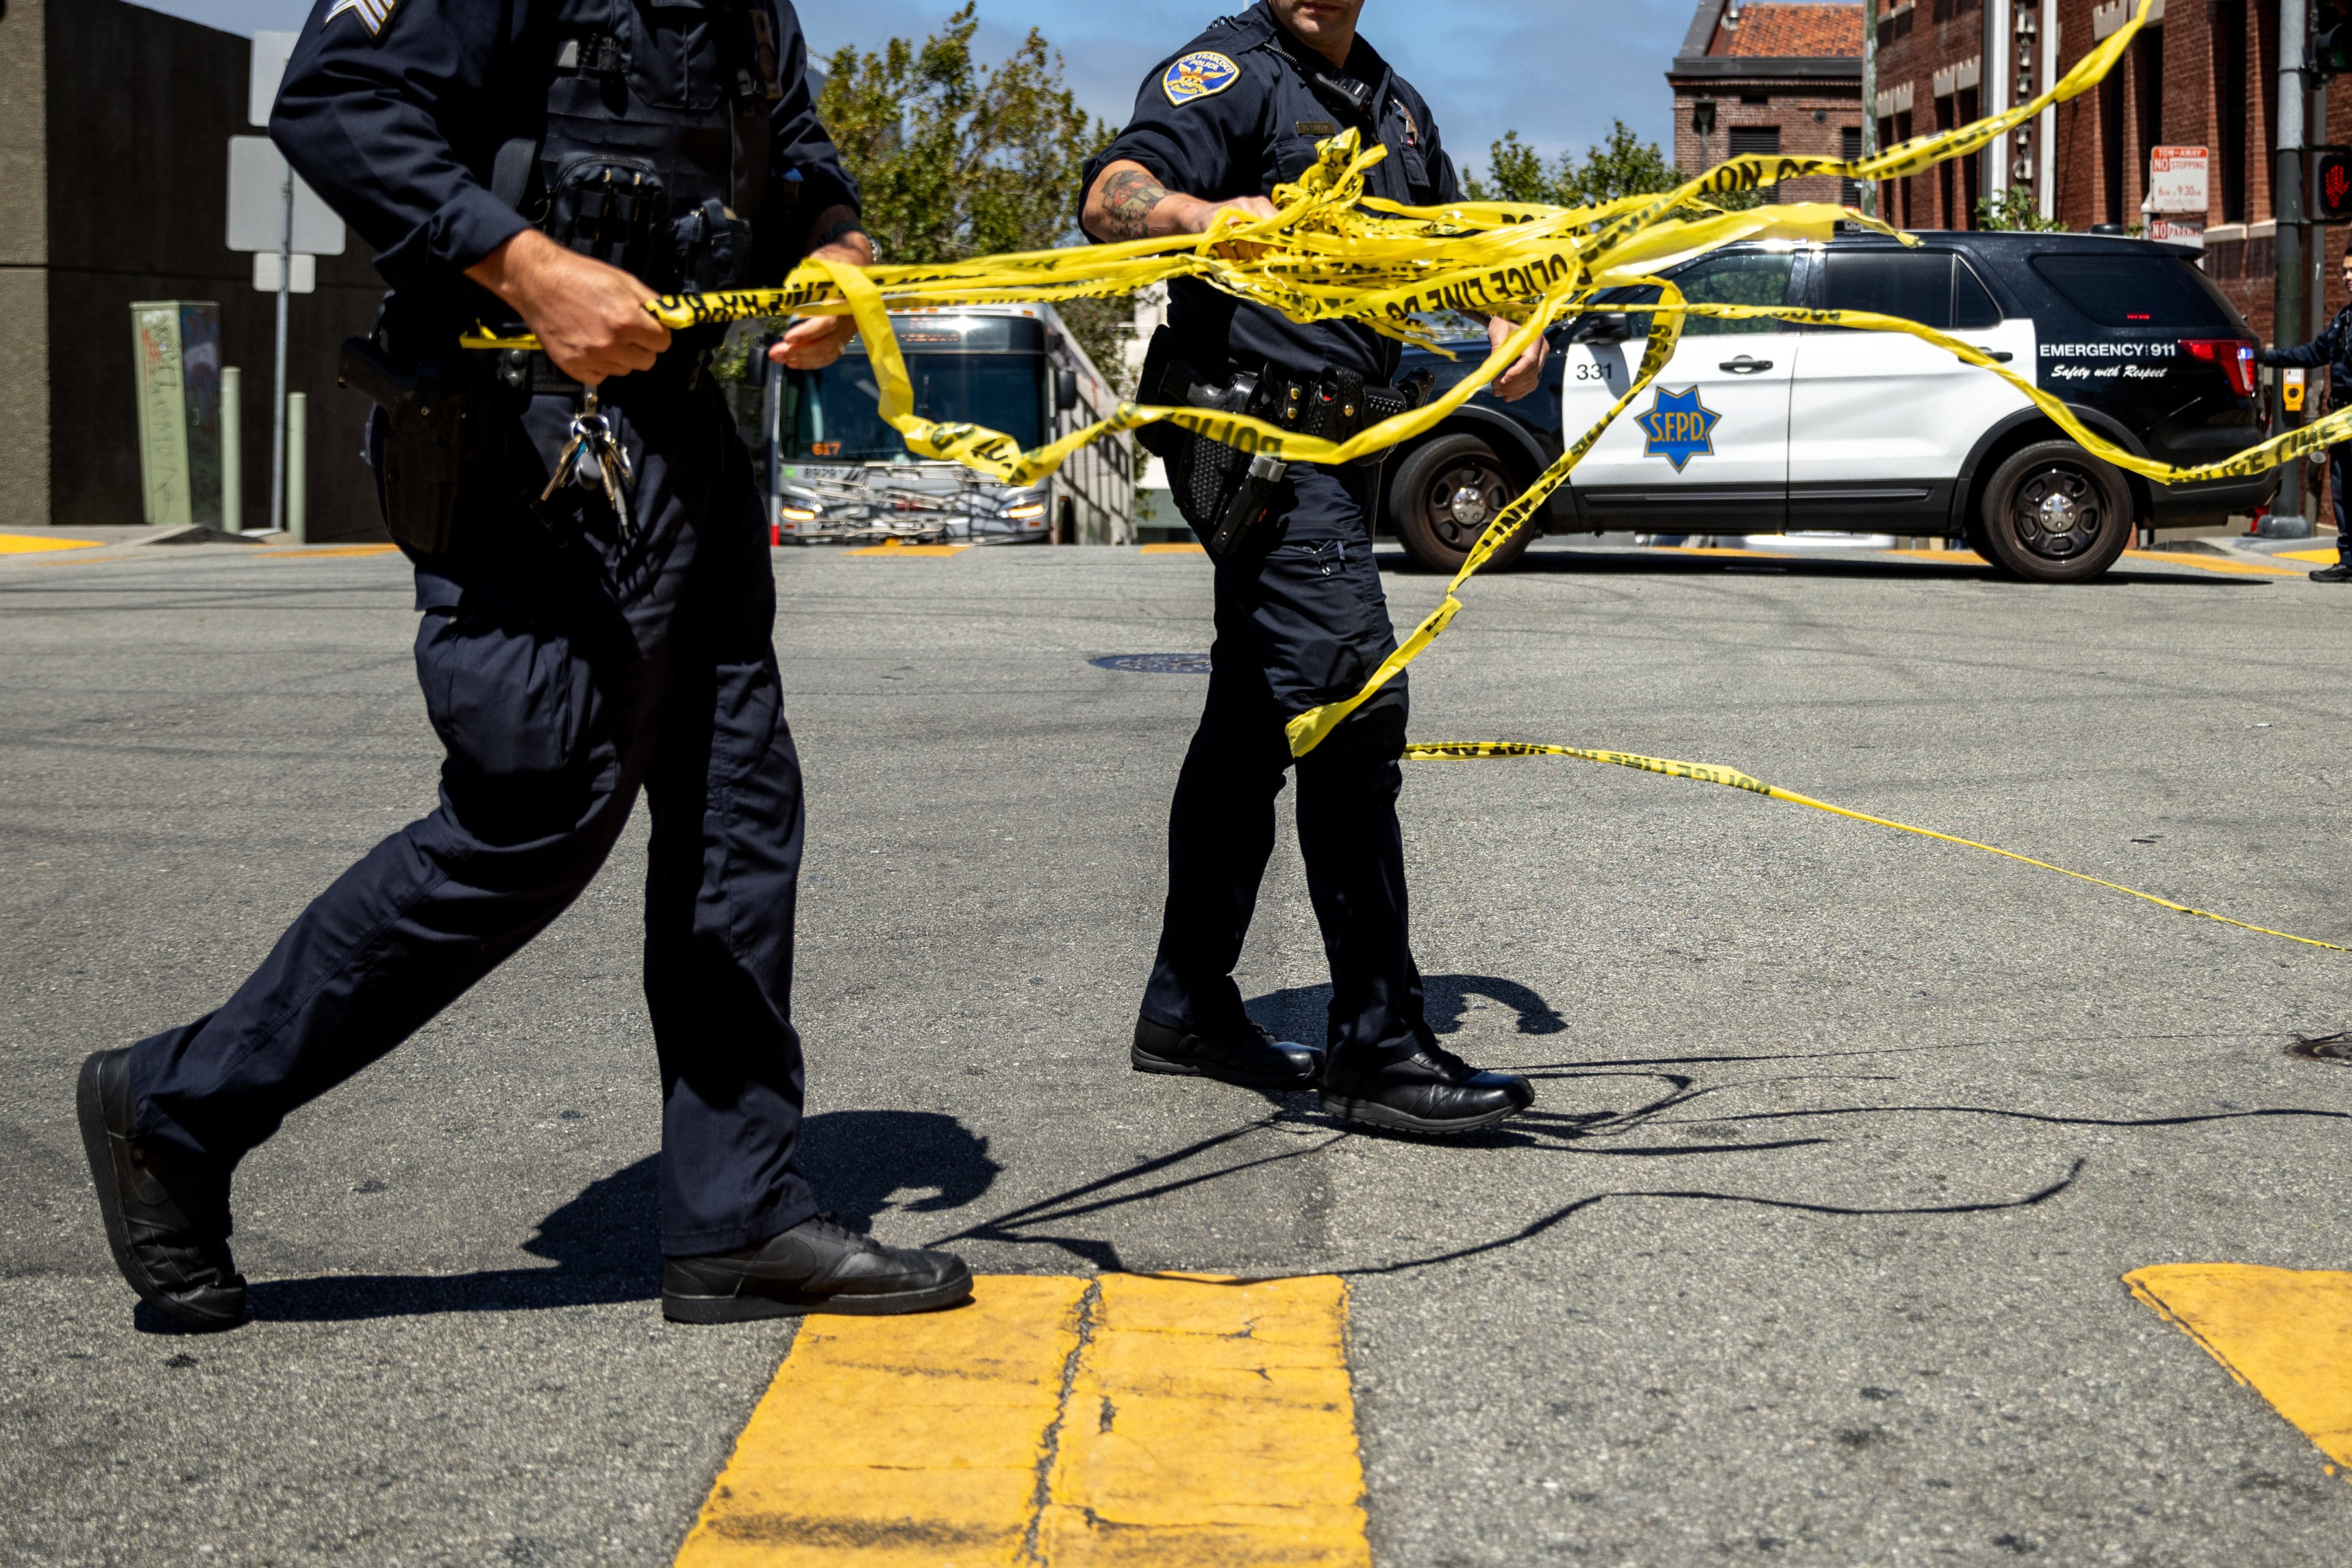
[2258,246,2352,582]
[74,0,970,1331]
[1082,0,1544,1133]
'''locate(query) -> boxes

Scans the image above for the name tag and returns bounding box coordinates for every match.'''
[1295,121,1337,137]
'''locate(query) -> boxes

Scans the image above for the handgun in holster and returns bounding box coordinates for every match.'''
[1136,325,1286,560]
[339,334,482,556]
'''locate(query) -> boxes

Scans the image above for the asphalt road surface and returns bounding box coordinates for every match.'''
[5,533,2350,1566]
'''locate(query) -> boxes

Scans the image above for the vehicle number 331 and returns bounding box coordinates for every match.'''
[1572,360,1616,382]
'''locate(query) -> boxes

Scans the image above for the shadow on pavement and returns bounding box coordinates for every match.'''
[244,1110,1001,1323]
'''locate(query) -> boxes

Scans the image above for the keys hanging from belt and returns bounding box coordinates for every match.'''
[541,390,636,542]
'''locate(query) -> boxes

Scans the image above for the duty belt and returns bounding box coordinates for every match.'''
[1136,326,1434,556]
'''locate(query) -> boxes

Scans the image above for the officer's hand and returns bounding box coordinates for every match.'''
[1181,195,1280,232]
[1181,195,1281,260]
[772,210,876,371]
[466,230,669,385]
[1488,314,1550,403]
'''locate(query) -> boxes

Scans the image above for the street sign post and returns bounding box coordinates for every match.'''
[226,32,344,540]
[2147,146,2210,213]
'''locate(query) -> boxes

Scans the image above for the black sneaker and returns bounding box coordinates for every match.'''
[76,1049,247,1332]
[663,1213,972,1322]
[1321,1042,1534,1134]
[2312,560,2352,582]
[1131,1016,1324,1090]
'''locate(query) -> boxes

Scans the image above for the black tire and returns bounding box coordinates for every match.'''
[1977,440,2132,584]
[1387,433,1538,574]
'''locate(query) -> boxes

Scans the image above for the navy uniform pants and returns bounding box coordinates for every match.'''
[126,382,817,1259]
[2330,445,2349,560]
[1140,461,1433,1065]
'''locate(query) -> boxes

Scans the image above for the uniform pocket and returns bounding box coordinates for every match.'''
[415,609,598,782]
[1246,540,1395,710]
[623,0,727,111]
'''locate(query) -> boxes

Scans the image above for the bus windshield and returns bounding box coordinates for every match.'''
[785,353,1044,462]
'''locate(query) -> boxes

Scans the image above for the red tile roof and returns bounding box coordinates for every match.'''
[1708,3,1864,58]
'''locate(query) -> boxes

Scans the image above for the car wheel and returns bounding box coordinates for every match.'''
[1977,440,2132,584]
[1387,433,1538,574]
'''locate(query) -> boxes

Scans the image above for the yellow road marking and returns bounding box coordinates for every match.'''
[1654,545,1801,559]
[2278,546,2340,564]
[2125,1264,2352,1477]
[2122,549,2301,576]
[262,543,401,559]
[1886,548,1986,563]
[0,532,102,554]
[675,1273,1370,1567]
[847,540,973,557]
[1139,542,1205,554]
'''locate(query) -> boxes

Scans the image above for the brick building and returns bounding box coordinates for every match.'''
[1870,0,2341,343]
[1668,1,1866,206]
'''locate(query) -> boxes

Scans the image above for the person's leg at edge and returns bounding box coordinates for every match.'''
[644,400,968,1321]
[2321,443,2352,580]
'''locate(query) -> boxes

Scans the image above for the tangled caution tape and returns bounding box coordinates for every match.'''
[461,0,2338,953]
[1403,742,2346,954]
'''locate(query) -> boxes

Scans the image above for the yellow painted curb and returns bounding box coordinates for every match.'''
[2278,547,2340,564]
[2125,1263,2352,1477]
[675,1273,1370,1567]
[0,532,102,554]
[846,540,972,557]
[2121,549,2301,576]
[262,544,401,559]
[1138,542,1205,555]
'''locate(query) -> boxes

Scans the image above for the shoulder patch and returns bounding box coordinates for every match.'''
[323,0,399,36]
[1163,51,1241,106]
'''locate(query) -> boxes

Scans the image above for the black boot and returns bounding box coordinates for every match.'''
[1131,1016,1324,1090]
[1321,1041,1534,1134]
[76,1049,247,1332]
[663,1213,972,1322]
[2312,560,2352,582]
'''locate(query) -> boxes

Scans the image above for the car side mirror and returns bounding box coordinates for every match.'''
[1569,312,1630,345]
[1055,369,1080,413]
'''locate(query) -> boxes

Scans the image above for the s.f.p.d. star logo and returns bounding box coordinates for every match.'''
[1637,385,1720,471]
[1163,51,1241,105]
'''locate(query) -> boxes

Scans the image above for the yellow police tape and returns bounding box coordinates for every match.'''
[1403,742,2346,953]
[458,0,2340,953]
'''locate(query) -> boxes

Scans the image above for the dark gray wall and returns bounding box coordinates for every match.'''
[47,1,386,539]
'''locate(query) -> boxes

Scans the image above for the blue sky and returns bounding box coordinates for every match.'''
[132,0,1709,179]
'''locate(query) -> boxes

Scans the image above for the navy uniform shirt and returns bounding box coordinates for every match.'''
[1083,2,1461,388]
[271,0,857,334]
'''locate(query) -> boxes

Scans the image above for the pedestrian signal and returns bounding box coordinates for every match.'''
[2318,1,2352,79]
[2313,147,2352,222]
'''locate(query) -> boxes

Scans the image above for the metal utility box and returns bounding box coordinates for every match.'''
[130,300,224,529]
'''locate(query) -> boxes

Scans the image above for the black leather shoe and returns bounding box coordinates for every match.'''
[76,1049,247,1332]
[1321,1042,1534,1134]
[2312,561,2352,582]
[663,1213,973,1322]
[1131,1016,1324,1090]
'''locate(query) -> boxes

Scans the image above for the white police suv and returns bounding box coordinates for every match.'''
[1550,232,2271,583]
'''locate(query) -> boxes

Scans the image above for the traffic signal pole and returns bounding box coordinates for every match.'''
[2274,0,2312,535]
[1861,0,1879,218]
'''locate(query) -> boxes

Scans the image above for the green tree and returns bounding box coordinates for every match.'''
[813,7,1128,377]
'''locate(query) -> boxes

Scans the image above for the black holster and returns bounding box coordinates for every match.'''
[1138,326,1435,559]
[340,335,494,556]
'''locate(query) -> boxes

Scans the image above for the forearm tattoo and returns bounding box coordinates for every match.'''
[1098,168,1172,239]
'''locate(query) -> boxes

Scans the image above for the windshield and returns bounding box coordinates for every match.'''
[784,354,1044,463]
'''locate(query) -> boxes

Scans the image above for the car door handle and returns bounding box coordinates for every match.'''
[1719,356,1773,373]
[1971,347,2015,362]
